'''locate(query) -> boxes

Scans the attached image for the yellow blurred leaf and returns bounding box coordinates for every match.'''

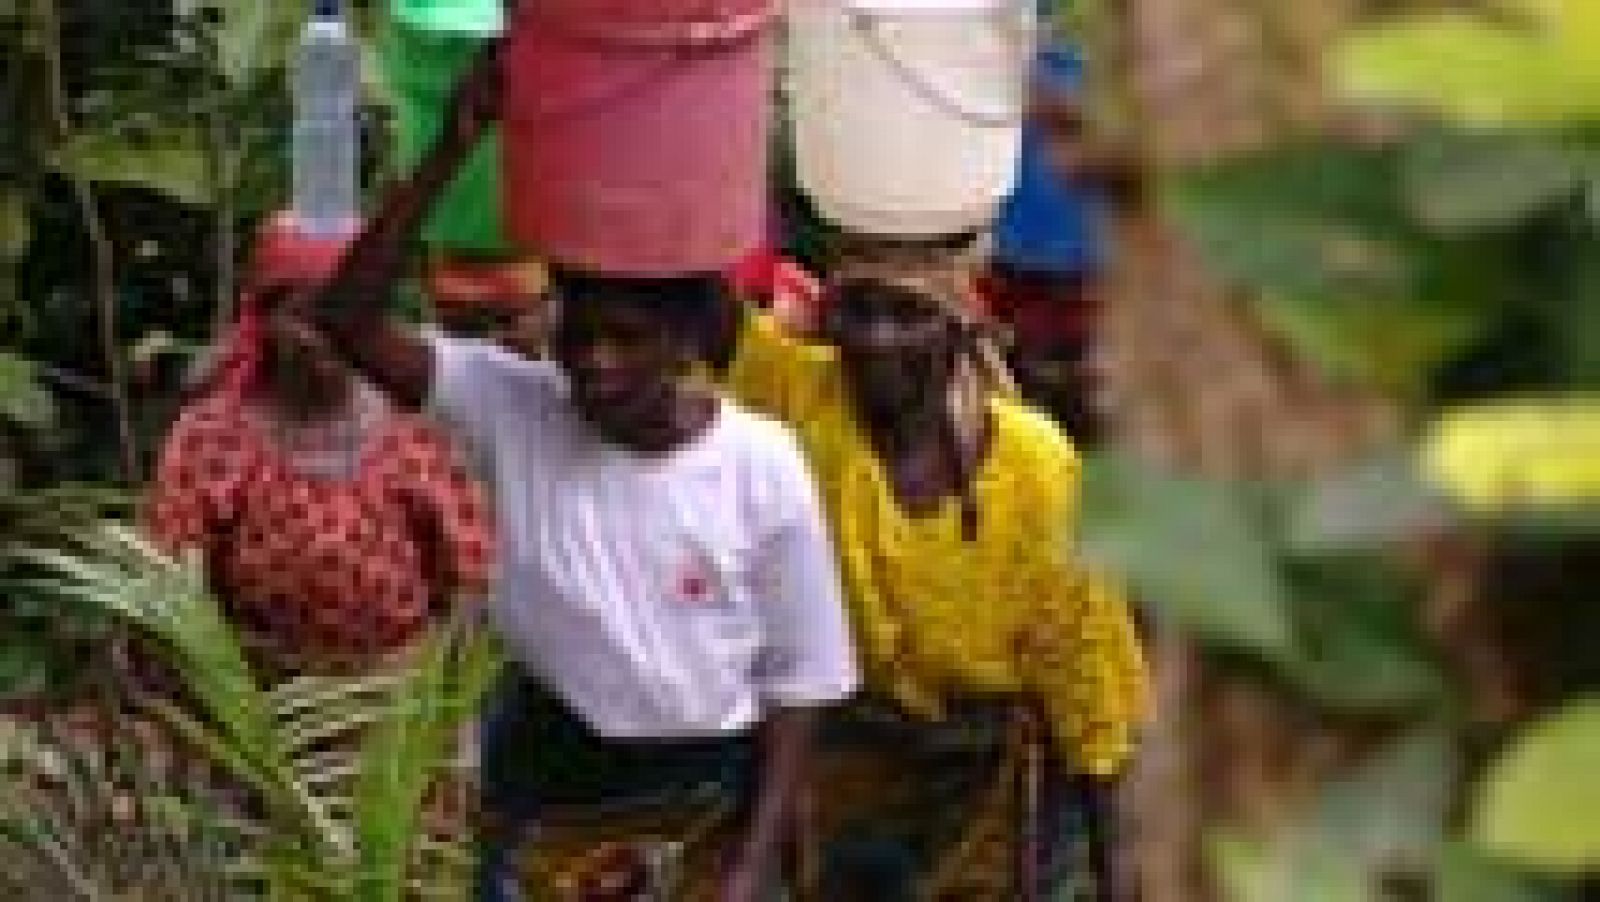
[1472,696,1600,873]
[1420,397,1600,510]
[1335,2,1600,126]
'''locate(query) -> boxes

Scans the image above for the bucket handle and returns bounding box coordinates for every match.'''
[847,1,1034,129]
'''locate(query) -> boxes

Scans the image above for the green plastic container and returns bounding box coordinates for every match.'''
[379,0,510,254]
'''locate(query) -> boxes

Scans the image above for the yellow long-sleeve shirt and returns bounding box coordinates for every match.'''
[724,314,1150,776]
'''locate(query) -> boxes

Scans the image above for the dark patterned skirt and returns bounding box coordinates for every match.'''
[809,695,1105,902]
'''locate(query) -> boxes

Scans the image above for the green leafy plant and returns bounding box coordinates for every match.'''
[0,351,129,702]
[1079,454,1449,713]
[1163,135,1548,398]
[4,523,500,899]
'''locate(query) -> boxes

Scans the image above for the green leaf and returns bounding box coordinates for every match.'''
[209,0,306,87]
[1433,844,1564,902]
[0,643,51,700]
[353,619,497,902]
[1311,729,1458,866]
[1167,144,1422,303]
[0,187,27,321]
[1402,132,1592,235]
[1167,142,1504,395]
[1280,555,1450,712]
[1209,830,1369,902]
[1212,732,1461,902]
[12,524,494,897]
[52,129,212,207]
[0,351,55,428]
[1079,456,1296,662]
[1543,233,1600,387]
[1420,397,1600,513]
[1472,696,1600,872]
[1252,289,1489,397]
[1335,4,1600,127]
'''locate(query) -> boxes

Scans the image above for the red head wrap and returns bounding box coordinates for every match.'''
[207,212,359,399]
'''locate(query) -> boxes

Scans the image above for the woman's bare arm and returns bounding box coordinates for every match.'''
[303,39,504,409]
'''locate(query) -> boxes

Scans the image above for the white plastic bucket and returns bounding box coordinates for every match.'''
[787,0,1034,238]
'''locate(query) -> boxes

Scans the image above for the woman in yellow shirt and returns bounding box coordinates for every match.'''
[716,268,1150,900]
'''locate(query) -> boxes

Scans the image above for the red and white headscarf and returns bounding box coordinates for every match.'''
[203,212,357,401]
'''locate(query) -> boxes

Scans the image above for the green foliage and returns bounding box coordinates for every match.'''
[57,4,296,216]
[1278,555,1450,711]
[1162,13,1600,877]
[1310,728,1458,867]
[1079,455,1449,713]
[1471,696,1600,874]
[1211,728,1567,901]
[1211,830,1368,902]
[1432,844,1567,902]
[1079,456,1296,664]
[351,605,500,901]
[5,524,500,899]
[1418,396,1600,528]
[0,187,28,314]
[1210,731,1456,902]
[207,0,311,88]
[0,483,129,701]
[1399,131,1599,235]
[1166,136,1528,398]
[1335,2,1600,127]
[53,128,215,209]
[1169,124,1600,399]
[0,351,55,429]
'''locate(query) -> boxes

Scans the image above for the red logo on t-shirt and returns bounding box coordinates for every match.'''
[676,555,716,605]
[680,572,711,600]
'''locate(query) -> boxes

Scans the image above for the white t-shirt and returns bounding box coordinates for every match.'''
[430,336,859,738]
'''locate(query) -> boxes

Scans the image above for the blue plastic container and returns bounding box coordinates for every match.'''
[991,43,1105,276]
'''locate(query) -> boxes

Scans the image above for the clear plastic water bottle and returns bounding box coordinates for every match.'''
[292,0,360,236]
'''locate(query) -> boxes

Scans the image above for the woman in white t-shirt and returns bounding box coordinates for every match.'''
[271,58,859,901]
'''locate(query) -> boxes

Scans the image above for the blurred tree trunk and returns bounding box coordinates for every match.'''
[1087,2,1401,899]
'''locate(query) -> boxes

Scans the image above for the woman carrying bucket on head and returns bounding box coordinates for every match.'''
[712,243,1150,900]
[285,9,862,900]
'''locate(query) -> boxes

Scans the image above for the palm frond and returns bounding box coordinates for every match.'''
[352,614,499,902]
[14,520,501,900]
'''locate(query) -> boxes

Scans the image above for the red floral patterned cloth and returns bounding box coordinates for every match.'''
[144,392,494,665]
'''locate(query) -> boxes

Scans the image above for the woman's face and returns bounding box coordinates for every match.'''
[833,283,957,419]
[550,296,696,440]
[260,284,353,408]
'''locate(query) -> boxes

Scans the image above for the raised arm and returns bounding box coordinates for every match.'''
[302,39,504,409]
